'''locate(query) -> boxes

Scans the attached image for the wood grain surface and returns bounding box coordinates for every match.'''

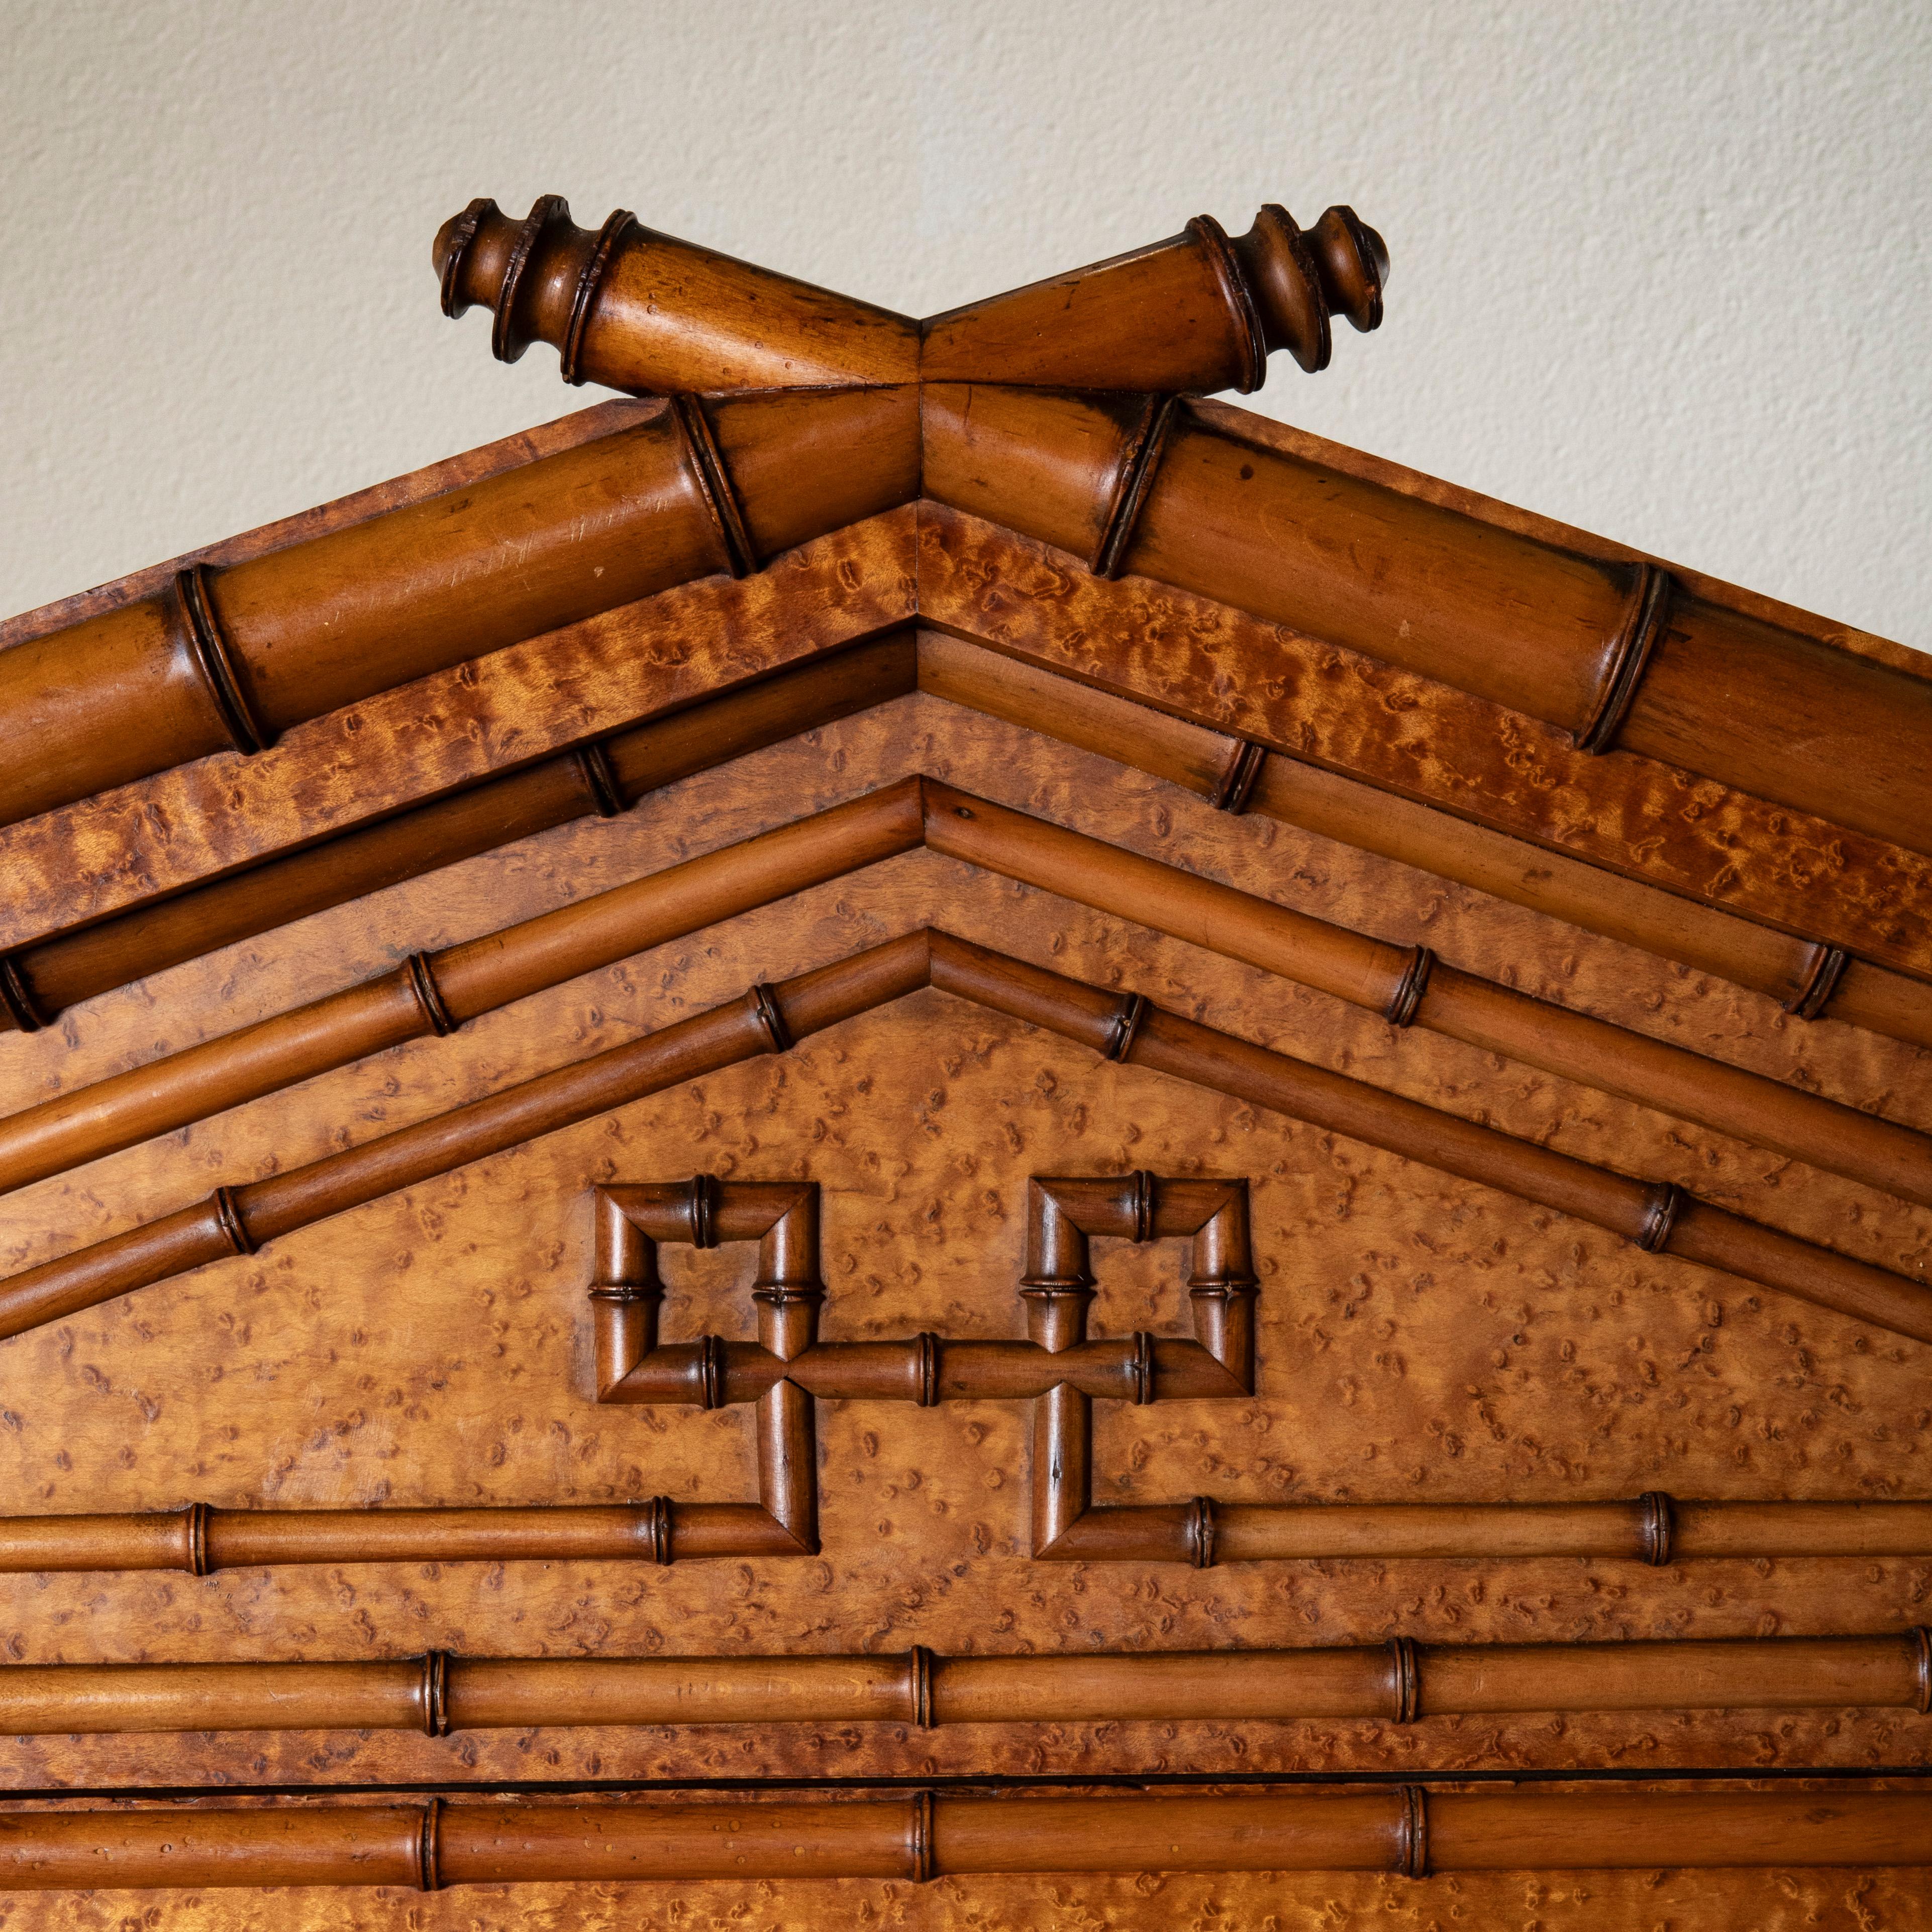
[0,698,1924,1801]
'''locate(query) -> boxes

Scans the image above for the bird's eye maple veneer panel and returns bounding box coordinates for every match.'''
[0,697,1924,1818]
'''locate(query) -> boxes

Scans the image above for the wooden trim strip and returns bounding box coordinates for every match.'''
[917,634,1932,1050]
[0,1633,1924,1736]
[0,1787,1923,1888]
[11,767,1929,1226]
[0,635,914,1039]
[3,924,1930,1349]
[3,1493,1925,1579]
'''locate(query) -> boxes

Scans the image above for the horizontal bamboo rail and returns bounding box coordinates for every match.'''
[921,635,1932,1051]
[4,930,1929,1346]
[0,1633,1923,1736]
[1,1494,1925,1578]
[0,386,916,831]
[435,193,1386,397]
[922,387,1932,858]
[0,636,913,1039]
[9,772,1926,1231]
[0,1788,1923,1889]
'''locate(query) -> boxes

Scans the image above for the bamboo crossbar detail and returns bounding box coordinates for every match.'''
[4,927,1930,1352]
[0,1633,1924,1737]
[0,1787,1924,1890]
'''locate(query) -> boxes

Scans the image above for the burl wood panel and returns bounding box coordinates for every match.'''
[0,1862,1925,1932]
[0,700,1925,1802]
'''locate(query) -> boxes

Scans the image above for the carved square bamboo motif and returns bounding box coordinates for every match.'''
[586,1170,1257,1567]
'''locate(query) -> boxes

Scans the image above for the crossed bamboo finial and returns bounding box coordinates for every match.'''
[434,190,1388,398]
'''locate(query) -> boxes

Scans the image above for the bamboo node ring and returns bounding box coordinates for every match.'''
[1131,1331,1156,1405]
[905,1646,935,1728]
[175,564,270,756]
[437,197,495,317]
[1636,1182,1683,1255]
[178,1501,213,1578]
[671,393,758,578]
[1387,1635,1421,1723]
[1091,393,1181,579]
[560,210,637,385]
[418,1651,451,1737]
[1186,215,1268,393]
[491,194,571,364]
[210,1186,257,1257]
[1186,1495,1217,1568]
[1129,1169,1157,1243]
[1396,1784,1430,1878]
[1637,1490,1676,1566]
[648,1494,673,1566]
[1784,942,1850,1021]
[1914,1628,1931,1715]
[914,1331,941,1408]
[571,740,626,819]
[403,953,456,1037]
[905,1789,936,1883]
[1573,561,1673,754]
[1102,992,1149,1063]
[688,1174,722,1249]
[697,1334,727,1411]
[750,984,793,1054]
[1211,737,1268,814]
[416,1796,444,1892]
[1382,945,1436,1028]
[0,955,47,1034]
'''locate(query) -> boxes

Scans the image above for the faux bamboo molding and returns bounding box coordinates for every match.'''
[5,1495,1927,1579]
[435,194,1387,396]
[920,636,1932,1051]
[0,1633,1925,1736]
[920,388,1932,859]
[0,1788,1923,1890]
[0,636,914,1040]
[0,386,917,832]
[7,772,1928,1231]
[5,928,1929,1348]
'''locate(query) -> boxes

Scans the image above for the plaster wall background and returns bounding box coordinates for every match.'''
[0,0,1925,642]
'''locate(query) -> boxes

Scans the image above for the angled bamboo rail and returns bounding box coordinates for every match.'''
[7,776,1929,1223]
[0,1632,1923,1735]
[921,636,1932,1049]
[3,927,1931,1352]
[922,387,1932,858]
[0,386,916,831]
[0,637,912,1036]
[0,1787,1922,1889]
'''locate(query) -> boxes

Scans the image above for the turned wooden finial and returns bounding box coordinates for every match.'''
[1228,203,1388,374]
[434,191,1389,397]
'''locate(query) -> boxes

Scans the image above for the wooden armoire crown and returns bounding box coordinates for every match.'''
[0,190,1927,1928]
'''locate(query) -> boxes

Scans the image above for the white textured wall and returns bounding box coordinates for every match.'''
[2,0,1926,640]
